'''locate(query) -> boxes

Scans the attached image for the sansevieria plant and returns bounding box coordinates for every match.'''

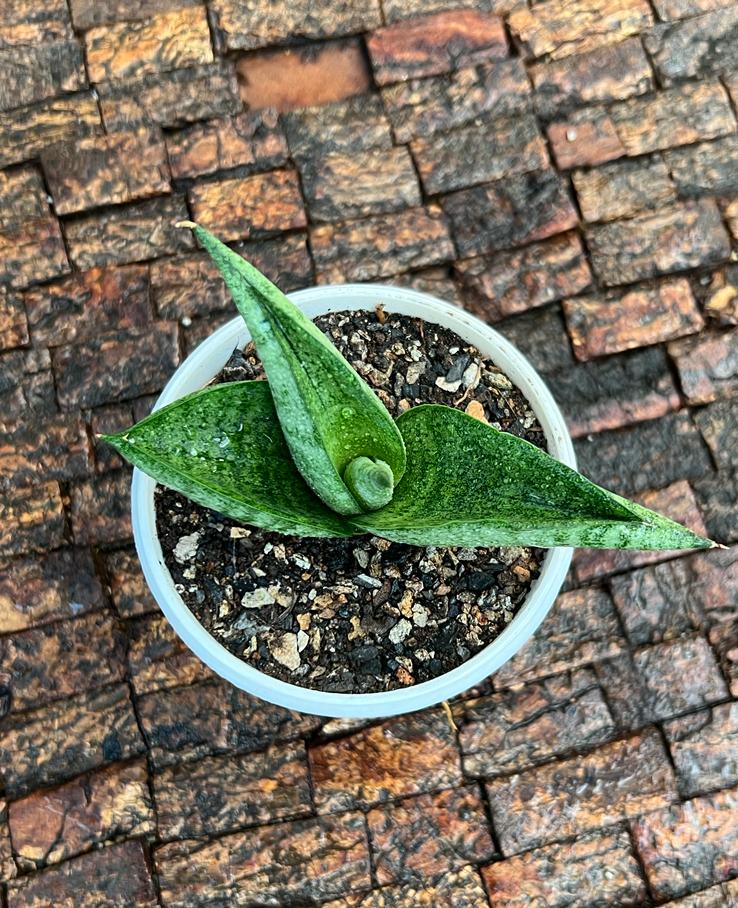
[103,223,716,553]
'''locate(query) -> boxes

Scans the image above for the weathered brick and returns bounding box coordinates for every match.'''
[443,170,577,258]
[104,547,158,618]
[665,135,738,196]
[0,216,69,290]
[138,678,321,768]
[574,411,713,496]
[237,39,371,113]
[367,786,494,886]
[0,167,48,231]
[154,743,311,840]
[6,840,157,908]
[0,481,65,559]
[210,0,380,51]
[695,398,738,470]
[633,788,738,900]
[684,546,738,628]
[1,801,14,882]
[368,10,507,85]
[0,348,57,416]
[412,115,548,195]
[0,0,73,46]
[709,619,738,699]
[563,278,703,359]
[0,41,86,114]
[595,651,654,731]
[382,58,531,143]
[88,403,132,473]
[9,761,154,871]
[482,828,647,908]
[509,0,653,60]
[282,94,393,162]
[127,613,213,695]
[166,109,287,180]
[661,880,738,908]
[653,0,735,17]
[189,170,306,242]
[323,865,490,908]
[572,156,676,223]
[98,62,240,130]
[300,147,420,222]
[665,703,738,797]
[456,669,615,776]
[669,329,738,405]
[724,195,738,243]
[383,0,498,21]
[496,303,575,374]
[0,291,28,350]
[0,415,90,494]
[309,710,462,813]
[0,684,144,797]
[70,471,131,545]
[64,196,194,270]
[155,812,371,906]
[52,321,178,409]
[487,730,677,853]
[84,7,213,83]
[531,37,653,118]
[645,8,738,84]
[69,0,202,29]
[586,201,730,287]
[311,205,454,283]
[548,108,625,169]
[694,471,738,544]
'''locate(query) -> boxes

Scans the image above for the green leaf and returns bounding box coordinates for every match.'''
[177,221,406,516]
[103,381,355,538]
[350,404,714,550]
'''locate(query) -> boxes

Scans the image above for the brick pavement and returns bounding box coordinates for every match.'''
[1,0,738,905]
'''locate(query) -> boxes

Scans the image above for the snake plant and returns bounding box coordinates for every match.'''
[103,223,715,551]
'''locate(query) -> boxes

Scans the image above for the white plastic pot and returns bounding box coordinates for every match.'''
[132,284,576,718]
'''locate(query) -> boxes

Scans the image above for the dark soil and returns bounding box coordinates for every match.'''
[155,308,546,693]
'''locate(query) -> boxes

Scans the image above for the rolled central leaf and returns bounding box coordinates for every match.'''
[343,456,395,511]
[178,222,406,516]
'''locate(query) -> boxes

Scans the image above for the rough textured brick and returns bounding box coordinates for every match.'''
[665,135,738,197]
[0,0,73,45]
[633,788,738,900]
[563,278,703,359]
[723,195,738,243]
[594,651,654,731]
[64,196,194,269]
[695,398,738,470]
[669,329,738,405]
[166,109,287,180]
[69,0,202,29]
[1,801,14,882]
[487,730,677,853]
[6,840,157,908]
[9,760,154,871]
[0,481,65,559]
[127,613,213,694]
[104,548,158,618]
[0,168,48,231]
[84,7,213,82]
[155,812,371,907]
[367,786,494,886]
[89,402,134,474]
[653,0,736,17]
[456,232,591,321]
[237,39,371,112]
[645,8,738,84]
[509,0,653,60]
[0,41,86,114]
[323,865,490,908]
[412,114,548,195]
[0,94,101,169]
[282,94,393,161]
[0,347,55,415]
[189,170,306,242]
[665,703,738,797]
[383,0,499,21]
[531,38,653,118]
[300,147,421,222]
[496,303,575,374]
[383,58,531,143]
[309,710,462,813]
[443,170,577,258]
[694,471,738,544]
[572,156,676,223]
[482,829,647,908]
[548,108,625,169]
[586,201,730,287]
[456,670,615,776]
[0,216,69,289]
[69,471,131,545]
[0,684,144,797]
[574,411,713,496]
[0,291,29,350]
[311,206,454,283]
[368,10,507,85]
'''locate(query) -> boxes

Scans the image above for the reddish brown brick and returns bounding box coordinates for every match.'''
[0,348,57,416]
[456,232,591,321]
[694,471,738,545]
[127,613,213,695]
[509,0,653,60]
[104,547,158,618]
[496,303,575,374]
[487,730,677,853]
[482,828,647,908]
[237,39,371,113]
[0,167,48,231]
[632,788,738,900]
[0,291,29,350]
[323,865,489,908]
[70,471,131,545]
[548,109,625,169]
[84,7,213,82]
[572,156,676,223]
[166,109,287,180]
[0,416,90,491]
[368,10,507,85]
[189,170,306,242]
[367,786,494,886]
[665,703,738,797]
[0,41,86,114]
[283,94,393,162]
[664,135,738,197]
[531,37,653,117]
[695,398,738,470]
[311,205,454,283]
[0,215,69,290]
[154,743,311,840]
[0,481,65,559]
[9,761,154,871]
[310,710,462,813]
[645,8,738,84]
[383,58,531,143]
[669,329,738,405]
[586,201,730,287]
[443,170,577,258]
[155,812,370,906]
[64,195,194,269]
[0,684,144,796]
[6,840,157,908]
[594,652,654,732]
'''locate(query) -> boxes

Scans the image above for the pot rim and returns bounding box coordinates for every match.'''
[131,283,575,718]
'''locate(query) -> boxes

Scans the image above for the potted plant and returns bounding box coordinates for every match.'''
[103,223,715,719]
